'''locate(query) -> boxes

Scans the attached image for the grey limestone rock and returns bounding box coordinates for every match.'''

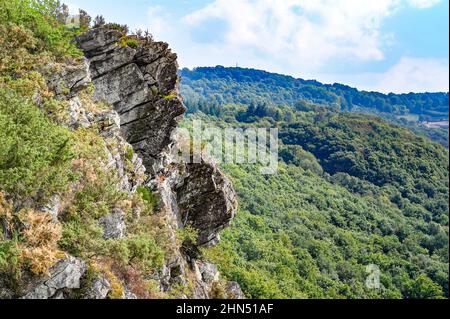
[76,28,123,57]
[176,161,238,248]
[85,277,111,299]
[38,194,62,223]
[196,261,219,284]
[123,288,137,299]
[75,27,238,298]
[99,208,126,239]
[46,61,91,99]
[76,28,186,174]
[225,282,245,299]
[23,256,86,299]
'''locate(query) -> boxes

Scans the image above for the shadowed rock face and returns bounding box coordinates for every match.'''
[177,162,238,247]
[76,28,186,174]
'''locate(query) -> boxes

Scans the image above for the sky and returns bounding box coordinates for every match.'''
[64,0,449,93]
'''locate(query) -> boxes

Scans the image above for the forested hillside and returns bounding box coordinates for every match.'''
[180,66,449,147]
[181,89,449,298]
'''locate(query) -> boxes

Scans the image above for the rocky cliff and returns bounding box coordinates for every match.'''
[75,28,239,298]
[1,27,240,299]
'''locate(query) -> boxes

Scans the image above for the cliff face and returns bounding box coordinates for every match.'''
[75,28,237,248]
[1,26,240,299]
[72,28,239,298]
[76,29,185,174]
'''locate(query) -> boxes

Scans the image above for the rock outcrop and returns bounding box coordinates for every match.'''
[85,277,111,299]
[225,282,246,299]
[76,29,185,175]
[45,62,91,99]
[74,28,240,298]
[176,162,237,247]
[5,27,239,300]
[23,256,86,299]
[99,208,126,239]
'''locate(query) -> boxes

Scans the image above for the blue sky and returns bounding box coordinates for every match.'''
[64,0,449,93]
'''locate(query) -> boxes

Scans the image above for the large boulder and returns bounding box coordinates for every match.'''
[23,256,86,299]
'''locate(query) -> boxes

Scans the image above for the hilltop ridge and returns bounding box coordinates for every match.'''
[181,66,449,146]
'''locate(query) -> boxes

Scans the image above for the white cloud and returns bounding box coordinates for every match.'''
[371,57,449,93]
[147,5,172,41]
[407,0,442,9]
[182,0,405,71]
[320,57,449,93]
[181,0,444,73]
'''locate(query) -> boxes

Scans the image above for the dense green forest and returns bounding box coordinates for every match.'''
[180,66,449,147]
[181,85,449,298]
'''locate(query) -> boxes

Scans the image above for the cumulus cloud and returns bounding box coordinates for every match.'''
[407,0,442,9]
[371,57,449,93]
[183,0,399,71]
[175,0,447,92]
[181,0,445,72]
[147,5,172,40]
[320,56,449,93]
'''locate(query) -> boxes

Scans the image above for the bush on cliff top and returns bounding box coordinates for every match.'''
[0,0,82,58]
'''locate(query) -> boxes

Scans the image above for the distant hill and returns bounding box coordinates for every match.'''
[179,66,449,298]
[180,66,449,146]
[180,66,449,116]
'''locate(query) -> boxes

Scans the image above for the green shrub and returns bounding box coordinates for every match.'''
[127,233,164,270]
[104,22,129,34]
[163,92,177,100]
[0,87,73,200]
[105,233,165,271]
[124,38,140,48]
[58,218,104,257]
[405,274,444,299]
[125,145,134,161]
[136,186,158,211]
[106,239,130,264]
[0,0,82,58]
[0,237,22,281]
[177,224,198,245]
